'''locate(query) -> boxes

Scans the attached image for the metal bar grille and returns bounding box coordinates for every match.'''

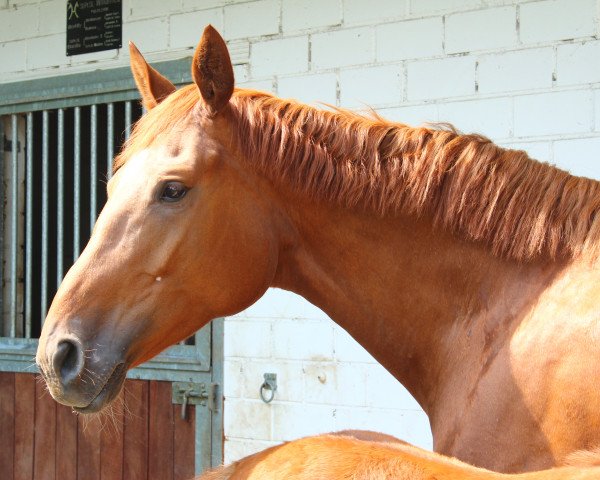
[73,107,81,261]
[25,113,33,338]
[8,115,18,338]
[41,110,49,327]
[1,100,144,339]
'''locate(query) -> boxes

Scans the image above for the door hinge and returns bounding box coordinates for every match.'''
[172,382,218,419]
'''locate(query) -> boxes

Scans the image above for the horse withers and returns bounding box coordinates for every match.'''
[36,24,600,472]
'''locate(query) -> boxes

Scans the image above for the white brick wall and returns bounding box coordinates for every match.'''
[4,0,600,467]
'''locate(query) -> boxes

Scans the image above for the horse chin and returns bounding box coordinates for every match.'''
[72,363,127,414]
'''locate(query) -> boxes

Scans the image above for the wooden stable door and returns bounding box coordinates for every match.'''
[0,372,196,480]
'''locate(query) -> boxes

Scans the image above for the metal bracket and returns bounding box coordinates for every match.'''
[172,381,218,419]
[3,135,20,153]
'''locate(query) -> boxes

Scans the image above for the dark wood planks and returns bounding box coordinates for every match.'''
[148,381,175,480]
[3,375,197,479]
[0,372,16,479]
[56,403,78,480]
[34,377,57,480]
[77,414,102,480]
[173,403,196,480]
[14,373,35,480]
[100,392,124,480]
[123,380,149,480]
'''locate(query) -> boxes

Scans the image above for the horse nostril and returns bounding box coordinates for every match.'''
[53,340,83,385]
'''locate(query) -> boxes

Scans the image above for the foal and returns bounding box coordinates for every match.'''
[198,432,600,480]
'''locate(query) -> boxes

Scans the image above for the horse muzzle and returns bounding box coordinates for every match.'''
[36,334,127,413]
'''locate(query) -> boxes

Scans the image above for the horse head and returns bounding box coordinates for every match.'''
[36,26,282,412]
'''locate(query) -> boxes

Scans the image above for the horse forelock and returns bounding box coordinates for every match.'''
[116,84,600,261]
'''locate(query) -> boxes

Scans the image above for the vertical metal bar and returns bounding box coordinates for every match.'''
[57,109,64,284]
[125,100,132,141]
[73,107,81,260]
[107,102,114,179]
[9,115,18,338]
[25,112,33,339]
[41,110,49,324]
[90,104,97,231]
[0,119,4,336]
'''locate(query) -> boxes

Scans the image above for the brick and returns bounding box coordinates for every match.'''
[406,56,476,100]
[378,104,439,127]
[224,358,305,402]
[251,36,309,78]
[303,362,367,406]
[376,18,443,62]
[553,137,600,180]
[238,286,328,319]
[233,63,249,83]
[520,0,595,44]
[514,91,593,137]
[277,72,337,105]
[271,403,336,441]
[224,398,272,440]
[236,288,328,320]
[171,9,223,49]
[333,324,377,363]
[334,407,433,449]
[282,0,341,32]
[343,0,408,25]
[339,64,402,108]
[595,91,600,132]
[0,4,38,42]
[238,78,275,92]
[26,33,66,70]
[445,6,517,54]
[183,0,230,10]
[556,41,600,86]
[437,97,513,139]
[271,319,334,361]
[224,0,280,40]
[127,0,183,20]
[223,319,272,358]
[364,363,422,409]
[311,27,374,70]
[478,47,554,93]
[498,141,552,163]
[0,40,27,74]
[66,47,119,66]
[38,0,65,37]
[224,438,277,464]
[410,0,481,15]
[123,18,169,53]
[223,359,245,398]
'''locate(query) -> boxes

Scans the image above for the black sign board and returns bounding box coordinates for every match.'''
[66,0,122,56]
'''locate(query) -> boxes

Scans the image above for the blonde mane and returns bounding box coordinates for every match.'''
[116,86,600,261]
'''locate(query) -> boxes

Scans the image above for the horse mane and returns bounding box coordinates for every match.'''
[116,85,600,261]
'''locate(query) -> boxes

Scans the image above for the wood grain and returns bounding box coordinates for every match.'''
[14,373,35,480]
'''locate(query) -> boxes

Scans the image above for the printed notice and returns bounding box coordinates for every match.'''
[67,0,122,56]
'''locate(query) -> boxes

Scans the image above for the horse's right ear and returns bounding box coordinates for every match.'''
[192,25,234,116]
[129,42,176,111]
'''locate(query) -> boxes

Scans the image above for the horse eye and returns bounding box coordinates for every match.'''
[160,182,188,202]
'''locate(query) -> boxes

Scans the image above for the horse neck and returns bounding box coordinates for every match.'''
[271,193,565,414]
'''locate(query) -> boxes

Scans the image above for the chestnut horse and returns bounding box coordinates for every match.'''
[36,25,600,472]
[198,432,600,480]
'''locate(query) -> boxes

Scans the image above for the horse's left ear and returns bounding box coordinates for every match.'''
[192,25,234,115]
[129,42,176,110]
